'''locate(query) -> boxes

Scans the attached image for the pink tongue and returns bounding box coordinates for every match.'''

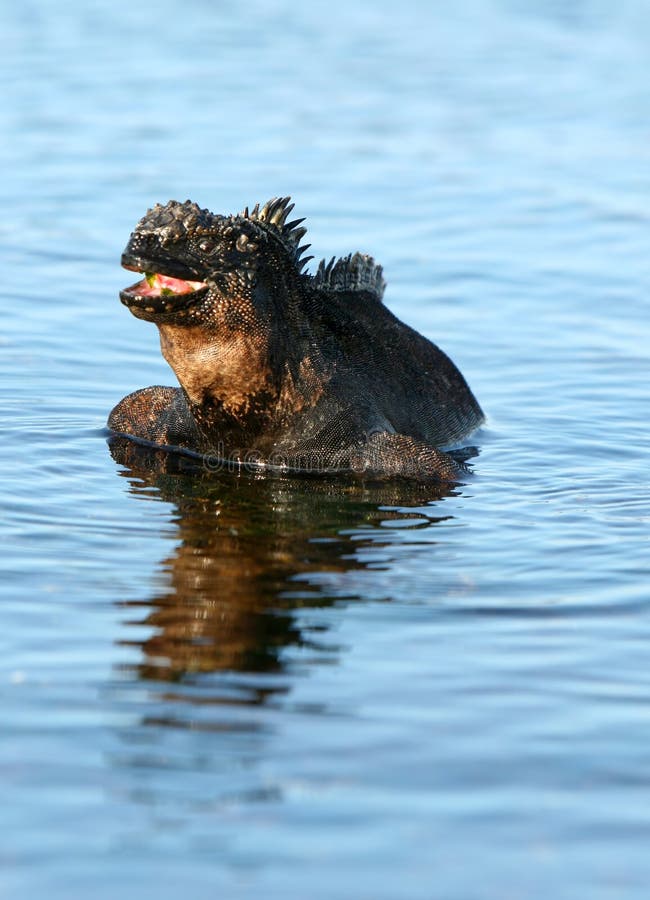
[138,274,202,296]
[156,274,194,293]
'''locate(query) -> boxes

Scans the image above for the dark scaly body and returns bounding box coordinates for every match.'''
[108,198,484,480]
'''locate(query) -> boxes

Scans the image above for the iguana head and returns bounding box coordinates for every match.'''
[119,198,313,413]
[120,197,311,325]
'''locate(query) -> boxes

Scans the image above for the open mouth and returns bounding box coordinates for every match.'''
[120,259,208,316]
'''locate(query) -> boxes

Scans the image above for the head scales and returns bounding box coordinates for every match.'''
[137,200,212,238]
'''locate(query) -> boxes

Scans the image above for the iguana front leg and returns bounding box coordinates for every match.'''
[107,386,202,451]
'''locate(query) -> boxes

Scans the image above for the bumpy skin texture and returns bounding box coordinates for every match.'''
[108,197,484,481]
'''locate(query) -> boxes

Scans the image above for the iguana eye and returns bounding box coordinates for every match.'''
[198,239,216,254]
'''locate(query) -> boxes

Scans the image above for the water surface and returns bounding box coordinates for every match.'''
[2,2,650,898]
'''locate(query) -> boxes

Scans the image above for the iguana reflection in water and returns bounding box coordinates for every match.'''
[109,437,458,690]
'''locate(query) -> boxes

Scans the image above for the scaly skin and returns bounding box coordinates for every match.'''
[108,197,484,480]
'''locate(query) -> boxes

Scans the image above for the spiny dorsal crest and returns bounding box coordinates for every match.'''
[239,196,313,271]
[313,252,386,302]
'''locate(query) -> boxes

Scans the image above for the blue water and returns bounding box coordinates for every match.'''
[2,2,650,897]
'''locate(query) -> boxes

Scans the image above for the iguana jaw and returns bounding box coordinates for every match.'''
[120,255,208,317]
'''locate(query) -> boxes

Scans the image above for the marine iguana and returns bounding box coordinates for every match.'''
[108,197,484,480]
